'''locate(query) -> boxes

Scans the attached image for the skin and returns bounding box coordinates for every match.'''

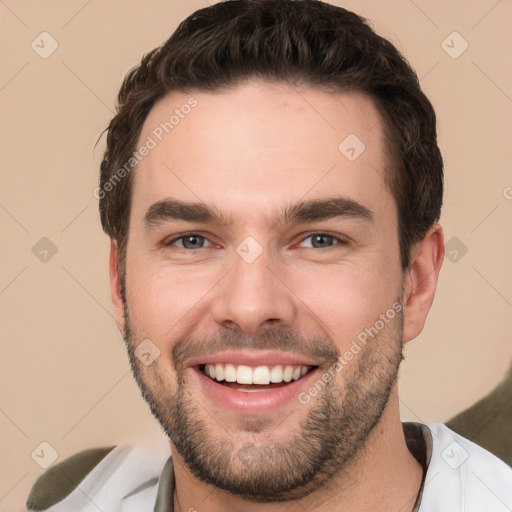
[109,80,444,511]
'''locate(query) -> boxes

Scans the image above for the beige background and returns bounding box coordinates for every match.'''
[1,0,511,510]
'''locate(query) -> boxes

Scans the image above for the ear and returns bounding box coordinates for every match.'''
[109,238,125,334]
[402,223,444,343]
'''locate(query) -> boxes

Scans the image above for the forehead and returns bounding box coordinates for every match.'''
[130,80,395,224]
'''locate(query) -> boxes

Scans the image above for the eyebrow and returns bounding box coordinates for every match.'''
[143,196,374,230]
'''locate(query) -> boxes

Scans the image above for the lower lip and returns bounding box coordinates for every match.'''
[191,366,320,414]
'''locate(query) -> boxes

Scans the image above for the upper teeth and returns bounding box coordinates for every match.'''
[203,364,310,384]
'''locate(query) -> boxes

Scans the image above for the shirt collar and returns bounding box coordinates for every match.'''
[153,454,176,512]
[403,422,433,512]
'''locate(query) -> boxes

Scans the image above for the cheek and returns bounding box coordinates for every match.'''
[287,259,400,347]
[126,262,218,342]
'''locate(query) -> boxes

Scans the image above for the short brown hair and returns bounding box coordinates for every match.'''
[98,0,443,277]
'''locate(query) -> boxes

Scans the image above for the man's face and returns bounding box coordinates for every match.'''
[118,81,406,501]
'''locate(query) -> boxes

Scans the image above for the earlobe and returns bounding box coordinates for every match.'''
[109,238,125,334]
[402,224,444,343]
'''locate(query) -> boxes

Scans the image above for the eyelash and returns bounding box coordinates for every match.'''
[163,232,348,249]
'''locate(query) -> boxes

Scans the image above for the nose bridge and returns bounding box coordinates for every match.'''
[211,241,297,334]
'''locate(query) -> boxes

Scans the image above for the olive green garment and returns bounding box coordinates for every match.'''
[447,365,512,467]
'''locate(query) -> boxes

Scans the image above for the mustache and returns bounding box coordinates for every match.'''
[172,329,340,370]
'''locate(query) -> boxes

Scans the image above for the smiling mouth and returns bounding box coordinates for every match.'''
[199,363,317,392]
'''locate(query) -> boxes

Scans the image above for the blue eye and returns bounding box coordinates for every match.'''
[168,234,211,249]
[298,234,344,249]
[164,233,346,251]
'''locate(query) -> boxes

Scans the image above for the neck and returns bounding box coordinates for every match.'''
[171,392,423,512]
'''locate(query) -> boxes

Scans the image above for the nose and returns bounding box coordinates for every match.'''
[210,246,298,336]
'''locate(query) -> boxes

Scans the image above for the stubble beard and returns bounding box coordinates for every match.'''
[121,286,404,503]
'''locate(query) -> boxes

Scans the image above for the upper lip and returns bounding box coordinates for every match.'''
[186,350,322,368]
